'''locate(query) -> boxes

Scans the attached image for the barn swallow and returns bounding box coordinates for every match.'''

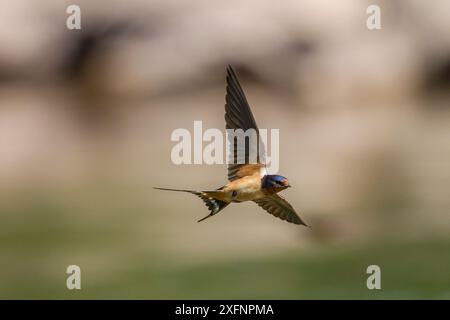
[155,65,307,226]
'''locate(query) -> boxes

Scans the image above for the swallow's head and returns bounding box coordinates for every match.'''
[262,175,291,191]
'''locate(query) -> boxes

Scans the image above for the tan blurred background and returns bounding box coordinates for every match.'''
[0,0,449,299]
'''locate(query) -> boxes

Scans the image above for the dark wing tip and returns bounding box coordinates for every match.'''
[254,194,310,227]
[226,64,238,81]
[290,211,309,227]
[295,218,310,227]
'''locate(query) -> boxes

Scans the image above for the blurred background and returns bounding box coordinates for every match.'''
[1,0,449,299]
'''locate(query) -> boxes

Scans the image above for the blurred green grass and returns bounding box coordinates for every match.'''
[1,190,449,299]
[84,240,450,300]
[2,239,450,299]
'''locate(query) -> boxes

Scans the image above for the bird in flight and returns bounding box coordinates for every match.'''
[155,65,307,226]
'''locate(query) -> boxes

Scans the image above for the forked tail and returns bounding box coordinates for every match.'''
[154,187,229,222]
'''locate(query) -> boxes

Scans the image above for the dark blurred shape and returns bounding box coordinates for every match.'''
[63,20,148,80]
[423,56,450,97]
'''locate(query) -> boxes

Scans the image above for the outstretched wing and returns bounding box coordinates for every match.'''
[225,65,266,181]
[253,194,308,226]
